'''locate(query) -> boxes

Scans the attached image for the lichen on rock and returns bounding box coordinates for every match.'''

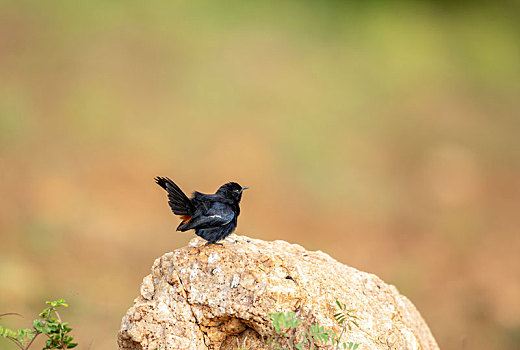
[118,234,439,350]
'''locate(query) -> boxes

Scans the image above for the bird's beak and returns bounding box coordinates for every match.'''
[241,186,249,192]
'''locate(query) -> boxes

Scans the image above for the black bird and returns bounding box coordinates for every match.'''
[155,177,248,244]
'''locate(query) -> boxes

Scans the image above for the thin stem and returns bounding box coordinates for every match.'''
[54,309,62,324]
[0,313,23,319]
[336,325,346,349]
[23,331,41,350]
[52,310,67,350]
[6,335,24,350]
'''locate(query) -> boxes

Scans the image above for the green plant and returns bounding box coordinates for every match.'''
[0,299,77,350]
[267,300,360,350]
[267,312,301,349]
[332,301,359,350]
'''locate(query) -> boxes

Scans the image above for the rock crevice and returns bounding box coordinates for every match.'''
[171,266,209,347]
[118,234,439,350]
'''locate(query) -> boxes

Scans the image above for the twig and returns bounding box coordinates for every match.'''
[23,332,41,350]
[336,324,346,349]
[6,335,24,350]
[0,313,24,319]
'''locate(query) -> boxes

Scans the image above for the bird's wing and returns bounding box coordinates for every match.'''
[191,191,215,213]
[192,191,234,204]
[192,191,212,201]
[183,202,234,229]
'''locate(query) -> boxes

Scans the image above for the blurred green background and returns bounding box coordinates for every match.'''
[1,1,519,349]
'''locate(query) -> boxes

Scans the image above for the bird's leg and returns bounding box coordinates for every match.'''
[204,241,223,246]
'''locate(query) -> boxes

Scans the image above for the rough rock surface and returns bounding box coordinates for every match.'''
[118,234,439,350]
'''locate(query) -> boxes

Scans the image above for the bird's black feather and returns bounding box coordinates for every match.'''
[155,178,247,244]
[154,177,195,216]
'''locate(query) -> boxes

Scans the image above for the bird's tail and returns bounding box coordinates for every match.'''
[155,177,195,216]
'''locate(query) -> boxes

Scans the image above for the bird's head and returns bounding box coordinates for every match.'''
[217,182,248,202]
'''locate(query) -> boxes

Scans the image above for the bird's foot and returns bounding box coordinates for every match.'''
[204,241,223,246]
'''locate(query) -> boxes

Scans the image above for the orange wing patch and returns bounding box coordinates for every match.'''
[179,215,192,224]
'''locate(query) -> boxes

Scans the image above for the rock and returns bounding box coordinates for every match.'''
[118,234,439,350]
